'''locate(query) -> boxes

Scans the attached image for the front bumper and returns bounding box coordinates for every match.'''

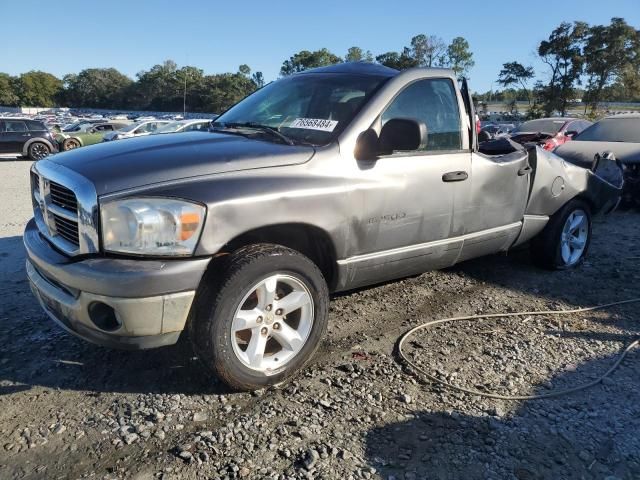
[24,218,210,350]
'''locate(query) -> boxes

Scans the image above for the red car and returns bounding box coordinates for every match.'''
[510,117,592,151]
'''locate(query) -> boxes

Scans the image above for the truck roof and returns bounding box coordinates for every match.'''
[299,62,398,77]
[299,61,457,80]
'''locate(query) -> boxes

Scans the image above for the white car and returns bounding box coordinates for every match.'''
[152,119,212,134]
[102,120,171,141]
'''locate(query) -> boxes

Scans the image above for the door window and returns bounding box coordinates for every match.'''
[5,121,28,132]
[382,78,462,152]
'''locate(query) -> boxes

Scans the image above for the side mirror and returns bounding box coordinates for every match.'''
[378,118,427,155]
[354,129,379,161]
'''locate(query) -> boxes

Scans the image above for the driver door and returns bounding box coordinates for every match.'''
[350,78,472,287]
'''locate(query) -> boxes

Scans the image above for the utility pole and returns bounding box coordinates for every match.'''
[183,69,187,118]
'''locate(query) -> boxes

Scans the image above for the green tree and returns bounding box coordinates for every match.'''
[0,73,19,106]
[198,72,258,113]
[375,48,419,70]
[61,68,132,109]
[442,37,475,77]
[583,18,640,112]
[130,60,179,110]
[497,62,535,105]
[14,71,62,107]
[280,48,342,76]
[537,21,588,115]
[345,46,374,62]
[252,71,265,88]
[410,34,446,67]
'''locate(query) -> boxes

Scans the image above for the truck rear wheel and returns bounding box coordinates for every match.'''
[190,244,329,391]
[531,199,592,270]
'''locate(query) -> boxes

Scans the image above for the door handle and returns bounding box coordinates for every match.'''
[442,171,468,182]
[518,165,532,176]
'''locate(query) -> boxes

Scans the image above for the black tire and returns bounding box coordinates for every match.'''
[63,138,81,151]
[531,199,592,270]
[27,141,51,161]
[189,244,329,391]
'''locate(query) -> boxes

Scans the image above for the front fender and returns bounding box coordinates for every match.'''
[108,168,366,260]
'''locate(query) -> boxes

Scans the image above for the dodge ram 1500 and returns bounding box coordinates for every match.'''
[25,62,622,390]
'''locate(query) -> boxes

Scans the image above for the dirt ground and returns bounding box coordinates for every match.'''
[0,158,639,480]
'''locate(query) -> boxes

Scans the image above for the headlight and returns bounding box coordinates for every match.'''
[101,198,206,256]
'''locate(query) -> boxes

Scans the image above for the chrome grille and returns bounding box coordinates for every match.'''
[49,181,78,212]
[30,160,98,256]
[53,214,80,245]
[31,171,40,197]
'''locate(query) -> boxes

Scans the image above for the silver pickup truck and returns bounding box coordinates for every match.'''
[25,62,622,390]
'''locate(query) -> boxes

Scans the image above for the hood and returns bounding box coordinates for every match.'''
[554,140,640,167]
[49,131,315,195]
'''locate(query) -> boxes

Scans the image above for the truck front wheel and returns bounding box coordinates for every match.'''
[190,244,329,391]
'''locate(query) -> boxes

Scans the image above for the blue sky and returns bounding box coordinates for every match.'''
[1,0,638,92]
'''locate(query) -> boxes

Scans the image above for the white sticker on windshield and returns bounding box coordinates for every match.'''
[290,118,338,132]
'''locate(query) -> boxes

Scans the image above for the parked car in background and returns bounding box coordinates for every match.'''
[62,119,105,133]
[56,122,132,151]
[152,119,213,134]
[510,117,592,151]
[102,120,171,141]
[480,123,517,140]
[0,118,58,160]
[554,114,640,205]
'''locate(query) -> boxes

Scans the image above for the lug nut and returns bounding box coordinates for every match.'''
[261,327,268,336]
[275,308,283,316]
[273,322,281,330]
[266,304,272,311]
[256,316,263,324]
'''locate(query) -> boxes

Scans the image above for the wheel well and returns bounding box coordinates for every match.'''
[222,224,338,291]
[571,194,596,214]
[24,138,53,155]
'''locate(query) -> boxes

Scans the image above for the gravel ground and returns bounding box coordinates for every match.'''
[1,158,639,480]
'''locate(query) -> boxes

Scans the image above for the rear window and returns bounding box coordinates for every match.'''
[512,119,566,135]
[26,120,47,131]
[4,120,28,132]
[574,118,640,143]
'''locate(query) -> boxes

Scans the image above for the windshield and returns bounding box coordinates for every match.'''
[512,119,567,135]
[212,73,389,146]
[62,121,89,132]
[155,121,186,133]
[574,117,640,143]
[119,123,141,133]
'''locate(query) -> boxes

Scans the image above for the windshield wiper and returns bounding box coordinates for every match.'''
[212,122,296,146]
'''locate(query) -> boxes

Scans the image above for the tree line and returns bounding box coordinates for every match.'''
[0,18,638,117]
[0,35,473,113]
[479,17,640,117]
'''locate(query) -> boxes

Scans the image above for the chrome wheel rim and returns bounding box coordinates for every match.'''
[231,274,314,373]
[30,143,49,160]
[560,209,588,266]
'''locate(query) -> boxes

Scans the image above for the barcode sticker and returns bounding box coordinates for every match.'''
[290,118,338,132]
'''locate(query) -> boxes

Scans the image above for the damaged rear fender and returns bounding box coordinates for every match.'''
[525,147,622,218]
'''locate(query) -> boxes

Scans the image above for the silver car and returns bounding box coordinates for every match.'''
[25,63,621,391]
[102,120,171,141]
